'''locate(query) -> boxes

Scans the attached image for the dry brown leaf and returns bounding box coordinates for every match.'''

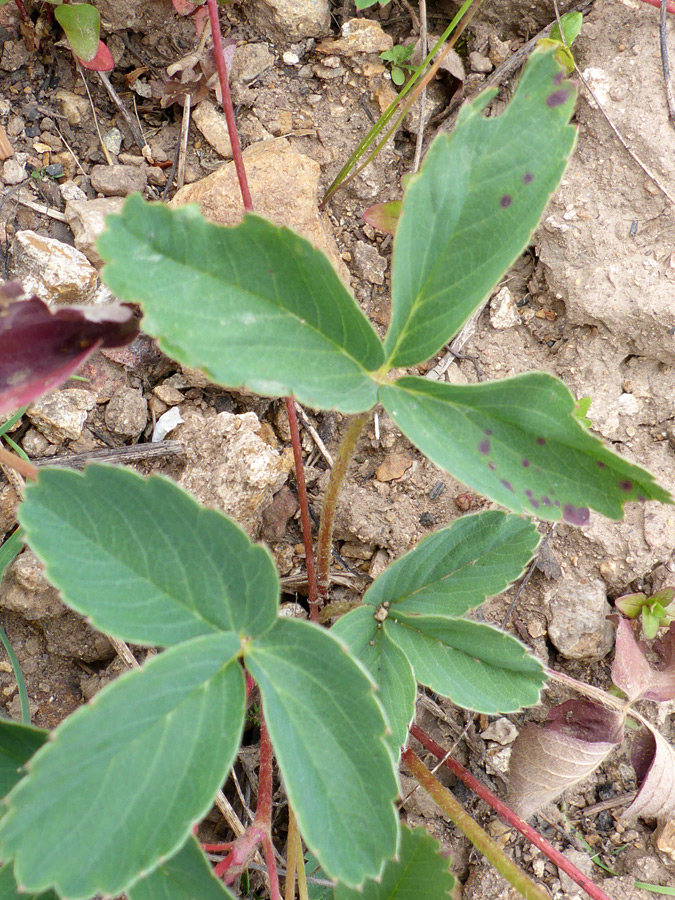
[625,726,675,821]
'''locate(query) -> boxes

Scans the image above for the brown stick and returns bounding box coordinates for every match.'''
[31,440,186,469]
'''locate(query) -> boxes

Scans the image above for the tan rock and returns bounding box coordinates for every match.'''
[318,18,393,57]
[170,138,349,282]
[65,197,124,268]
[375,452,413,482]
[192,101,233,159]
[9,230,98,305]
[244,0,330,40]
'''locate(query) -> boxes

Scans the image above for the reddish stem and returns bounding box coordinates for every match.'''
[409,724,614,900]
[205,0,252,211]
[262,833,283,900]
[286,400,319,621]
[13,0,28,19]
[255,714,274,830]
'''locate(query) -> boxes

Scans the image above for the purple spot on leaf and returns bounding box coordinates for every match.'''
[619,480,633,492]
[536,437,546,446]
[523,172,534,185]
[553,71,565,86]
[484,429,493,435]
[500,195,513,208]
[554,500,561,507]
[541,496,552,506]
[637,494,647,502]
[488,462,497,471]
[501,479,514,492]
[479,440,490,455]
[547,88,570,108]
[522,459,530,468]
[529,498,540,510]
[563,504,590,526]
[596,461,606,469]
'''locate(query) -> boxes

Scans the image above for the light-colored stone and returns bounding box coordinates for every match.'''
[318,18,393,57]
[545,575,615,660]
[231,43,275,85]
[244,0,330,40]
[9,231,98,305]
[469,50,493,73]
[375,452,413,482]
[0,550,63,620]
[353,241,387,285]
[192,101,233,159]
[173,410,293,537]
[490,285,520,329]
[55,89,90,126]
[481,717,518,745]
[2,157,25,185]
[27,388,97,442]
[104,387,148,439]
[558,849,594,898]
[90,164,147,197]
[64,197,124,267]
[170,138,349,283]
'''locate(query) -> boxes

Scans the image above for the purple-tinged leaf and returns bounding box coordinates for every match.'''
[507,700,624,819]
[363,200,402,236]
[625,726,675,822]
[615,592,646,619]
[77,40,114,72]
[612,618,675,702]
[0,289,138,417]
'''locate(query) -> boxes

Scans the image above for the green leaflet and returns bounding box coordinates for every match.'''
[0,719,47,799]
[245,618,400,888]
[380,375,671,524]
[0,864,58,900]
[363,511,539,617]
[54,3,100,61]
[334,825,454,900]
[0,634,246,900]
[99,198,385,413]
[127,837,236,900]
[332,606,416,757]
[384,50,576,367]
[384,616,546,712]
[19,466,279,646]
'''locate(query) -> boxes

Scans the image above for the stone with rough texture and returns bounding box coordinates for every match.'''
[90,164,147,197]
[353,241,387,285]
[27,388,97,442]
[231,43,275,85]
[545,576,615,660]
[0,551,63,620]
[2,157,25,185]
[490,285,520,330]
[9,230,98,305]
[104,387,148,439]
[65,197,124,267]
[172,410,293,537]
[375,452,413,482]
[192,101,233,159]
[558,849,594,897]
[244,0,330,39]
[317,18,393,57]
[462,865,522,900]
[171,138,348,282]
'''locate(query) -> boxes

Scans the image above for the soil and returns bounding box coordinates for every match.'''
[1,0,675,897]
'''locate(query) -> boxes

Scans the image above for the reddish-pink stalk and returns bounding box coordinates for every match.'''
[12,0,28,19]
[262,834,282,900]
[409,724,614,900]
[205,0,252,211]
[206,0,319,616]
[286,401,319,621]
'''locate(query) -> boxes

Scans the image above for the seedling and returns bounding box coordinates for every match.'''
[380,44,416,86]
[616,587,675,639]
[537,11,583,74]
[0,45,670,900]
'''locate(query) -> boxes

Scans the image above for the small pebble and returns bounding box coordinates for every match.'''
[282,51,300,65]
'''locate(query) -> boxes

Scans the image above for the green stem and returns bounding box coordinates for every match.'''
[402,748,551,900]
[316,412,370,599]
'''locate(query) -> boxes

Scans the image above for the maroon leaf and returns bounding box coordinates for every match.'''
[78,40,114,72]
[625,726,675,821]
[612,617,675,702]
[0,287,139,416]
[363,200,402,236]
[507,700,625,819]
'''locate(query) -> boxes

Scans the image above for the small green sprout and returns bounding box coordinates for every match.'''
[537,11,583,74]
[380,44,416,86]
[615,587,675,639]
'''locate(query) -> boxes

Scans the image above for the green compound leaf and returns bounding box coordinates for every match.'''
[380,375,671,525]
[0,864,58,900]
[127,837,236,900]
[332,606,416,757]
[335,825,454,900]
[19,465,278,647]
[384,616,546,712]
[0,633,246,900]
[384,50,576,368]
[99,197,385,413]
[364,511,539,617]
[0,719,47,799]
[245,618,399,888]
[54,3,100,62]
